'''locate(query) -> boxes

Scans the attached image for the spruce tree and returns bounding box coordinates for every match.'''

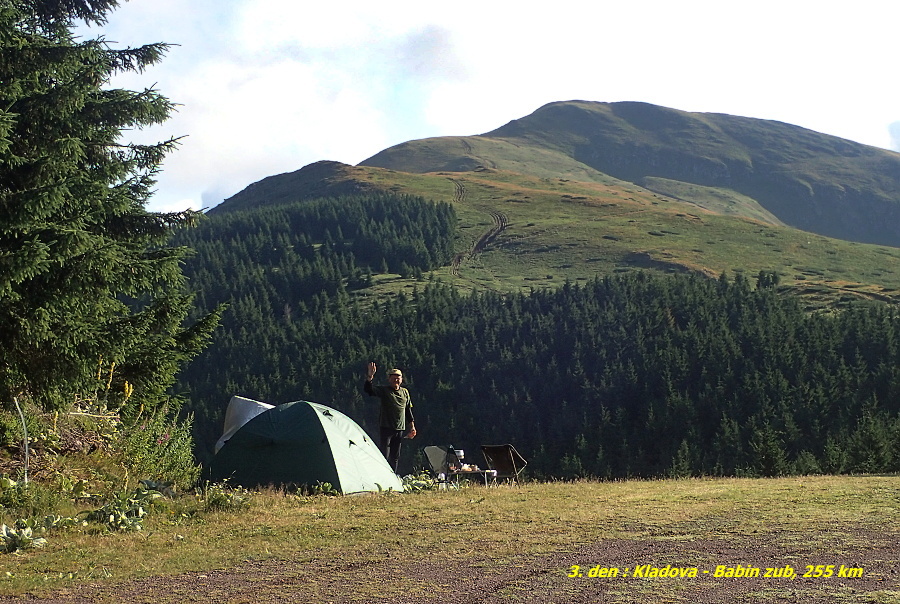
[0,0,219,414]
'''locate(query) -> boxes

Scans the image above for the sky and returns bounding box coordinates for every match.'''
[81,0,900,213]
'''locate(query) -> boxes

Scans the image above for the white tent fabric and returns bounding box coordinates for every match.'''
[310,401,404,493]
[214,395,275,453]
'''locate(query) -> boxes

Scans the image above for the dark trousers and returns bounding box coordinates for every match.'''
[379,428,405,473]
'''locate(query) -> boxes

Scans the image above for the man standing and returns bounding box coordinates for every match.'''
[365,361,416,472]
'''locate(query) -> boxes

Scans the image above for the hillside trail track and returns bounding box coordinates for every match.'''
[6,529,897,603]
[450,178,508,277]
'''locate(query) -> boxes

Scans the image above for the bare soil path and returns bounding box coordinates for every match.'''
[451,201,509,277]
[7,531,897,604]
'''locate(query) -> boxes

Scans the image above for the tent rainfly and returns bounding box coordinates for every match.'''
[209,396,404,494]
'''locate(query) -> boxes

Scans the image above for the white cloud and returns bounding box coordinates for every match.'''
[77,0,900,212]
[890,123,900,152]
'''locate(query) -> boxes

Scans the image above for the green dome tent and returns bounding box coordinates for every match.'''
[209,397,404,494]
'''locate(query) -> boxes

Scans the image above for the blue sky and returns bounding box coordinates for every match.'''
[84,0,900,213]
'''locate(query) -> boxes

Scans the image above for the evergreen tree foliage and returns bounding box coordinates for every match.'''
[0,0,219,414]
[177,197,900,479]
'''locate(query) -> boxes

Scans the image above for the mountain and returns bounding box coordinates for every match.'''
[180,102,900,477]
[208,161,380,214]
[211,101,900,308]
[360,100,900,247]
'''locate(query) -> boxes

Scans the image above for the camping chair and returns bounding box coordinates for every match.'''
[423,445,463,485]
[480,444,527,485]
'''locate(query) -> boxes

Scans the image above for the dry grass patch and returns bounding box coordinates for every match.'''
[0,475,897,601]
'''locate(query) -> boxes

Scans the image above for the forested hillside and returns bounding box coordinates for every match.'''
[177,193,900,478]
[176,194,458,454]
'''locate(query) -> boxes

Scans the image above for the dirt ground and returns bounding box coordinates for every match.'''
[5,531,898,604]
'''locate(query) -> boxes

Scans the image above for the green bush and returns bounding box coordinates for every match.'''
[198,481,252,512]
[0,413,23,450]
[0,523,47,553]
[0,477,67,520]
[81,486,163,532]
[401,471,446,492]
[117,402,200,490]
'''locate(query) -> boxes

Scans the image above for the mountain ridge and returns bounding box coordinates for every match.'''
[207,160,379,214]
[207,100,900,307]
[360,100,900,247]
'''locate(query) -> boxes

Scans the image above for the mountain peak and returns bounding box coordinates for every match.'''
[360,100,900,246]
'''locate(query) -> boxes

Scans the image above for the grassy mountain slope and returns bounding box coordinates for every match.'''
[356,134,621,184]
[207,161,383,214]
[212,100,900,307]
[214,159,900,309]
[361,100,900,247]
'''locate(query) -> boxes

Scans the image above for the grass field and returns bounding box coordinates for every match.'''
[336,166,900,310]
[1,475,897,603]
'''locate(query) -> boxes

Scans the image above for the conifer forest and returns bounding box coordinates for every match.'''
[175,194,900,479]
